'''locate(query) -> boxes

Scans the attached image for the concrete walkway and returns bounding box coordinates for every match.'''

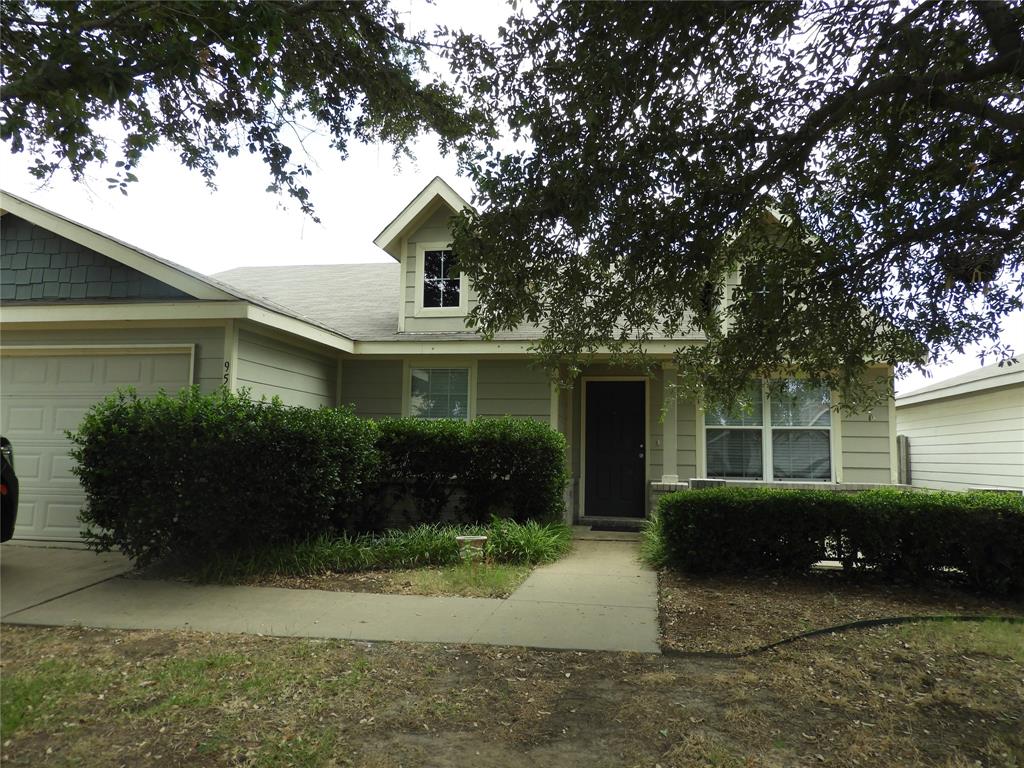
[1,539,659,653]
[1,544,131,618]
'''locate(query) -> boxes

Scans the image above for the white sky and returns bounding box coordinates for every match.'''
[0,0,1018,393]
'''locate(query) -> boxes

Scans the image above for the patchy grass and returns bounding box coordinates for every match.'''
[898,618,1024,663]
[658,568,1024,654]
[257,561,533,598]
[394,562,531,598]
[1,622,1022,767]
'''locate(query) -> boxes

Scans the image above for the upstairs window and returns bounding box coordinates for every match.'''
[422,249,460,309]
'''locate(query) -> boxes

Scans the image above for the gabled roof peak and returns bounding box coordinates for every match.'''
[373,177,473,259]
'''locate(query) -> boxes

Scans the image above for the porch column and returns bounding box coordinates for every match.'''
[661,362,679,483]
[549,380,560,432]
[222,319,239,392]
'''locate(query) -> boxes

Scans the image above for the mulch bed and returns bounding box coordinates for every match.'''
[659,568,1024,654]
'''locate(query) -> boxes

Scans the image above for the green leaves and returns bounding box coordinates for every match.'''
[68,388,568,566]
[651,487,1024,595]
[448,1,1024,408]
[69,387,380,566]
[370,416,569,526]
[1,0,483,220]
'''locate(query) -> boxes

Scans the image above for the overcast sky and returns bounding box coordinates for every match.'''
[0,0,1018,394]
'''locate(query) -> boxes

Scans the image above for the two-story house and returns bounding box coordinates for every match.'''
[0,179,898,541]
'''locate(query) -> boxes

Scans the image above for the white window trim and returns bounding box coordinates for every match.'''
[700,379,836,483]
[401,358,477,420]
[413,241,467,317]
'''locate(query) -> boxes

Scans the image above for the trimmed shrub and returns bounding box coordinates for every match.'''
[648,487,837,574]
[70,387,379,566]
[648,487,1024,594]
[370,416,568,526]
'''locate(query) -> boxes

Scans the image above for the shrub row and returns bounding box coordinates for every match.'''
[646,487,1024,594]
[367,417,568,528]
[71,388,567,565]
[71,388,379,566]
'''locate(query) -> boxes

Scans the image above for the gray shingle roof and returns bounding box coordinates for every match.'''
[214,264,707,344]
[215,263,403,340]
[214,263,551,342]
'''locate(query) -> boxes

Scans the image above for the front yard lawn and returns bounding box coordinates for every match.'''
[2,618,1022,767]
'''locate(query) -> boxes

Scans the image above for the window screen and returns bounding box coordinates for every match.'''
[423,250,460,308]
[410,368,469,420]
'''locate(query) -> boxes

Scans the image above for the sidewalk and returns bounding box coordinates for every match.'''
[1,540,660,654]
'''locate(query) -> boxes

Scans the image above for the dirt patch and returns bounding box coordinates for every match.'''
[658,569,1024,654]
[255,569,421,594]
[2,622,1022,767]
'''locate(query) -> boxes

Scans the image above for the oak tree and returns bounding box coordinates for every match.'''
[1,0,480,217]
[449,0,1024,406]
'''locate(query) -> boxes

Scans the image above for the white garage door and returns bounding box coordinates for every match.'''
[0,349,192,541]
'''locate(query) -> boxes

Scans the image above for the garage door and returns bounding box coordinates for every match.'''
[0,349,192,541]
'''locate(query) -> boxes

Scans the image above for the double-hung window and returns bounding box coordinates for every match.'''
[419,246,462,311]
[769,380,832,480]
[409,367,470,420]
[705,379,832,481]
[705,382,765,479]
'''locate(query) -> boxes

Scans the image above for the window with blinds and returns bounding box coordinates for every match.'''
[410,367,470,420]
[705,379,832,482]
[705,381,765,479]
[770,380,831,480]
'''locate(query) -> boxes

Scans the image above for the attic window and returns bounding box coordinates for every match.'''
[423,249,460,308]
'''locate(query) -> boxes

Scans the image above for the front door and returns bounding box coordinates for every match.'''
[584,380,645,518]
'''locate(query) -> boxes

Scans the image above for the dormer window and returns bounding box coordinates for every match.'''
[423,249,460,308]
[414,241,467,316]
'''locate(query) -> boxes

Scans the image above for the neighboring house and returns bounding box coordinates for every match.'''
[896,363,1024,492]
[0,179,898,542]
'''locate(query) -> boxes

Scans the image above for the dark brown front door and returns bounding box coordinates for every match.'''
[584,380,645,518]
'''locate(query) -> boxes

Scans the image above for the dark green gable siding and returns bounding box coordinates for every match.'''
[0,214,193,302]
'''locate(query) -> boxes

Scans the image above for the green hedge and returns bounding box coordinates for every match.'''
[647,487,1024,594]
[70,389,568,565]
[370,416,568,526]
[70,388,378,566]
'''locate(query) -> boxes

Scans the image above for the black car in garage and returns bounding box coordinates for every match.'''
[1,436,18,542]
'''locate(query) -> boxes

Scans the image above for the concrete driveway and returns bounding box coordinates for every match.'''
[0,543,131,618]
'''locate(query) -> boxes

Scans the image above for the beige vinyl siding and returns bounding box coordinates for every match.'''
[839,372,893,484]
[897,386,1024,491]
[340,359,403,419]
[0,325,223,392]
[476,360,550,422]
[235,329,335,408]
[676,398,698,481]
[403,205,478,333]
